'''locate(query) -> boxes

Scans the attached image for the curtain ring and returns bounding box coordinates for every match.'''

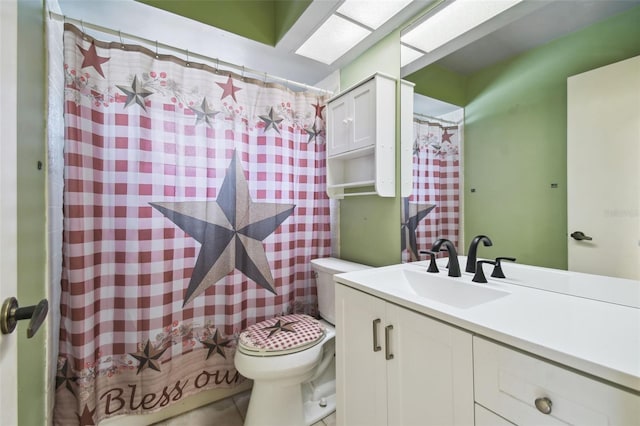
[241,66,245,80]
[186,49,190,67]
[155,40,159,59]
[118,30,125,49]
[215,58,220,73]
[263,72,268,86]
[81,20,88,40]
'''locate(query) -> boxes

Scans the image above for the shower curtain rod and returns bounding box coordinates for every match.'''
[413,112,460,126]
[47,11,334,95]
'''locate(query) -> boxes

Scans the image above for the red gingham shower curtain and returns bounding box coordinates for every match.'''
[402,118,460,262]
[54,24,331,425]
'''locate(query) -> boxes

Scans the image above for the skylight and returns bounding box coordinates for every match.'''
[296,0,414,65]
[295,14,371,65]
[402,0,523,54]
[336,0,414,30]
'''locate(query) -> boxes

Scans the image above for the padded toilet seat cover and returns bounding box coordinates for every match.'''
[238,314,325,355]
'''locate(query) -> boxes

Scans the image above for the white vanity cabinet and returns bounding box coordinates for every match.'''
[473,337,640,426]
[326,73,395,198]
[335,284,474,426]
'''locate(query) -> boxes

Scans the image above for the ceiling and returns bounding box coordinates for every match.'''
[56,0,426,89]
[57,0,640,88]
[431,0,640,76]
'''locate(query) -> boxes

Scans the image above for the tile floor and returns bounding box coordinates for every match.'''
[154,389,336,426]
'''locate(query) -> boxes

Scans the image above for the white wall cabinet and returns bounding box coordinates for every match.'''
[335,284,474,426]
[326,73,396,198]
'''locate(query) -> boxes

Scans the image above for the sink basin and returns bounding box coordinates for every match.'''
[399,269,510,308]
[337,265,510,309]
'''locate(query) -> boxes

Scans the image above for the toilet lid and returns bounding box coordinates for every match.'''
[238,314,325,355]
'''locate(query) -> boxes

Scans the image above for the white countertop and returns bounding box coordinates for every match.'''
[334,259,640,393]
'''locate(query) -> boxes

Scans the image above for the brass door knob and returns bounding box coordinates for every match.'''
[1,297,49,338]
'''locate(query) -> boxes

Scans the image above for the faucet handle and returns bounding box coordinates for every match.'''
[473,260,496,283]
[491,257,517,278]
[419,250,439,273]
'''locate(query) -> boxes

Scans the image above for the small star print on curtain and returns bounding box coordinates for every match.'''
[55,24,331,425]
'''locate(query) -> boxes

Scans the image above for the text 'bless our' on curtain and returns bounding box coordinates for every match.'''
[55,24,331,425]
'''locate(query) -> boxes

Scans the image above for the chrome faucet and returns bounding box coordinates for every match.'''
[466,235,493,273]
[431,239,461,277]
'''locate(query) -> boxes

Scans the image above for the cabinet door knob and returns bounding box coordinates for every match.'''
[534,397,552,414]
[372,318,381,352]
[385,325,394,360]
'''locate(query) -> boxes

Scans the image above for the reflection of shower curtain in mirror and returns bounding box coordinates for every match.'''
[53,24,331,425]
[402,118,460,262]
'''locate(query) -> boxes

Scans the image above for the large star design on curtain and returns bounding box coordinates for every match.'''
[401,197,436,261]
[116,75,153,111]
[77,41,110,78]
[151,153,295,306]
[217,75,241,102]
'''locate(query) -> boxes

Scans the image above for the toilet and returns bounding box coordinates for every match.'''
[234,257,370,426]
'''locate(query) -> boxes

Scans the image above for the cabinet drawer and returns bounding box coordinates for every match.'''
[473,337,640,425]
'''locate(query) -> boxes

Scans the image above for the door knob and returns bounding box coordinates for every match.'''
[570,231,593,241]
[1,297,49,338]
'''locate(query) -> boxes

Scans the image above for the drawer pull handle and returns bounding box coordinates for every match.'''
[385,325,394,360]
[534,397,553,415]
[372,318,381,352]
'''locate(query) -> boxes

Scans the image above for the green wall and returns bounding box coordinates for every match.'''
[463,5,640,269]
[17,0,47,424]
[406,63,467,107]
[138,0,312,46]
[339,31,402,266]
[274,0,312,43]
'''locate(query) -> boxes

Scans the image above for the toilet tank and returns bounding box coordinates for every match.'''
[310,257,371,325]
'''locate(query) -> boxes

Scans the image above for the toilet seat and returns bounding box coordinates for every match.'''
[238,314,326,357]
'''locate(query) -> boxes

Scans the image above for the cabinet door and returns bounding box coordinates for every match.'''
[336,285,387,426]
[386,304,474,426]
[327,95,350,156]
[475,404,515,426]
[350,80,376,151]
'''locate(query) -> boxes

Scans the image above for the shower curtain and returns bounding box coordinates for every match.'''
[402,118,460,262]
[53,24,331,425]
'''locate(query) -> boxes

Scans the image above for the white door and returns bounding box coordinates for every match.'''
[335,285,387,426]
[386,303,474,426]
[567,55,640,280]
[0,0,19,423]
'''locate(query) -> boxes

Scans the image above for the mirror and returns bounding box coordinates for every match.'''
[401,94,463,263]
[398,0,640,277]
